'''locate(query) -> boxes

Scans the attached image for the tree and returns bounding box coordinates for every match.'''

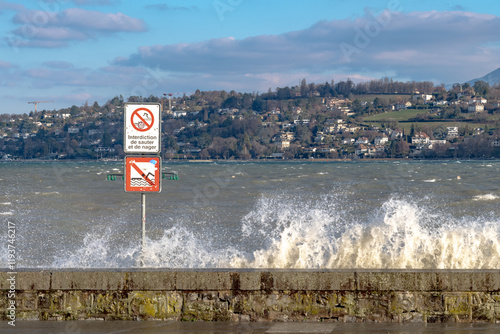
[351,99,363,114]
[300,78,308,97]
[238,145,251,160]
[199,148,210,159]
[251,98,265,113]
[222,96,239,109]
[473,80,490,97]
[433,125,447,139]
[102,132,113,147]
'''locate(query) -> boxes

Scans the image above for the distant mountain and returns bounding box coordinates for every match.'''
[466,67,500,86]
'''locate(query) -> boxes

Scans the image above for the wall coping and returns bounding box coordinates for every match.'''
[2,269,500,292]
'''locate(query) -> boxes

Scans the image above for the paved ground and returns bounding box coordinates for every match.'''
[1,321,500,333]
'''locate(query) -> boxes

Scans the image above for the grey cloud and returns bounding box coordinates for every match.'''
[0,1,24,12]
[115,10,500,84]
[0,60,16,69]
[8,7,146,48]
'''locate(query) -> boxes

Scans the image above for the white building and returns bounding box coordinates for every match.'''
[413,94,433,102]
[447,127,459,138]
[374,135,388,145]
[355,137,369,145]
[469,97,487,104]
[275,140,290,149]
[468,103,484,113]
[411,132,430,145]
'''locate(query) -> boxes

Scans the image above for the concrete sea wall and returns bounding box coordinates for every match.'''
[1,269,500,323]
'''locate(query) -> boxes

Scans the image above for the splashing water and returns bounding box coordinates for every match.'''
[53,195,500,269]
[6,160,499,270]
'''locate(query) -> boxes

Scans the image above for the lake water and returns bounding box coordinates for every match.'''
[1,160,500,269]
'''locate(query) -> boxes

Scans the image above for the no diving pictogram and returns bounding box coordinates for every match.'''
[125,156,161,192]
[131,108,154,132]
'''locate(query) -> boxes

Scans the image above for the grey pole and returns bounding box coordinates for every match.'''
[141,192,146,267]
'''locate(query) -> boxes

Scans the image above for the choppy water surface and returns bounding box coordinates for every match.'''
[1,160,500,269]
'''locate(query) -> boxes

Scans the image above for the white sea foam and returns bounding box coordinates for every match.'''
[473,194,499,201]
[52,195,500,270]
[53,230,138,268]
[33,191,60,196]
[423,179,436,183]
[232,197,500,269]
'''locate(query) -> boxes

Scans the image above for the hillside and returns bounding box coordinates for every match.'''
[1,78,500,161]
[467,67,500,86]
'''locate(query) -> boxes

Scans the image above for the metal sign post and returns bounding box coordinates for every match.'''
[106,169,179,267]
[141,192,146,266]
[122,102,163,267]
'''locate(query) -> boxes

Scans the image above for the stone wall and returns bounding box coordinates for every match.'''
[1,269,500,322]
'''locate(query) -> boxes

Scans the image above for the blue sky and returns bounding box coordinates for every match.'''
[1,0,500,114]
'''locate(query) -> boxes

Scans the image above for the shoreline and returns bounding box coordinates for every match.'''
[3,157,500,163]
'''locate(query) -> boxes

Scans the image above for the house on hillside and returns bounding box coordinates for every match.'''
[274,139,290,150]
[314,132,325,143]
[411,132,430,145]
[474,127,485,135]
[389,130,403,139]
[447,127,459,139]
[394,101,412,110]
[413,94,433,102]
[355,144,368,156]
[173,110,187,118]
[468,103,484,113]
[374,134,388,145]
[469,97,487,104]
[429,140,447,149]
[355,137,369,145]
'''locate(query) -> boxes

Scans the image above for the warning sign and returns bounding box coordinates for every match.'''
[125,156,161,192]
[124,103,161,154]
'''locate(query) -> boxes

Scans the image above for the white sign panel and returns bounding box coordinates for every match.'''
[124,103,161,154]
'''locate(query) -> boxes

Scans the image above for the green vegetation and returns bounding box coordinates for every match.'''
[1,78,500,160]
[364,110,429,122]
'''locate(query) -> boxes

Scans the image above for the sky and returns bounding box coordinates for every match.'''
[1,0,500,114]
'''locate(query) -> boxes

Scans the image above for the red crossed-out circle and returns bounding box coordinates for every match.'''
[131,108,154,132]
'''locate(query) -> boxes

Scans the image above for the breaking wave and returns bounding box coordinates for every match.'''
[53,194,500,269]
[473,194,499,201]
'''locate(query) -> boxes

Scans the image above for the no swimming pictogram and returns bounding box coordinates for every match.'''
[131,108,154,132]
